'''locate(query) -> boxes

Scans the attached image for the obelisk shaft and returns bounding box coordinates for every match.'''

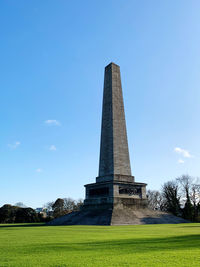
[98,63,132,178]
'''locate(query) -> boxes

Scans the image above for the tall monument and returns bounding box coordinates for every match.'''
[49,62,188,225]
[84,62,147,209]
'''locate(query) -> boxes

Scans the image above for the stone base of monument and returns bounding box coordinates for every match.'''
[83,175,148,208]
[48,207,188,226]
[48,188,188,226]
[48,177,188,225]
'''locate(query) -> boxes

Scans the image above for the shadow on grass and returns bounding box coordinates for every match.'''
[180,225,200,228]
[21,234,200,255]
[0,223,46,228]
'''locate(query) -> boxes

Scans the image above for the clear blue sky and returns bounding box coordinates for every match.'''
[1,1,200,208]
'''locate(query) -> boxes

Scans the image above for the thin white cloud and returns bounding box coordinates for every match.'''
[49,145,56,151]
[174,147,193,158]
[178,159,184,164]
[44,120,61,126]
[36,168,42,173]
[8,141,21,150]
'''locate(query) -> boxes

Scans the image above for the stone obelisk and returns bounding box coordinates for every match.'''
[98,63,132,180]
[84,62,147,209]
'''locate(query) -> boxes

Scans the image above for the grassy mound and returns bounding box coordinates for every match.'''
[0,223,199,266]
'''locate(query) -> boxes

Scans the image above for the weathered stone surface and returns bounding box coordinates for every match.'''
[48,208,188,226]
[98,63,131,180]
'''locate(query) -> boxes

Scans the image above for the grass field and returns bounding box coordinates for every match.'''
[0,223,199,267]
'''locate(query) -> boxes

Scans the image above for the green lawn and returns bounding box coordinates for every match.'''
[0,223,199,267]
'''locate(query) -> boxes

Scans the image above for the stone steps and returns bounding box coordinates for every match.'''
[48,208,188,226]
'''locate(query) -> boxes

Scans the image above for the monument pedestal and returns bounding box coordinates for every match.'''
[84,175,147,210]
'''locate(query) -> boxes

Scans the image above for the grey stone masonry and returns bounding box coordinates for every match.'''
[98,63,132,181]
[86,62,146,206]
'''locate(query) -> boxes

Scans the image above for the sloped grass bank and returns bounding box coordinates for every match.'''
[0,223,199,266]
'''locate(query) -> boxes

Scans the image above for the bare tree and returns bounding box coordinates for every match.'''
[63,198,76,211]
[147,190,164,210]
[75,198,83,211]
[176,175,192,206]
[63,198,84,212]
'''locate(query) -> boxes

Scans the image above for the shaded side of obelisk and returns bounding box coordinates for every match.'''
[98,63,132,180]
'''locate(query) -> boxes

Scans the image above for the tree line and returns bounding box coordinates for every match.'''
[147,175,200,222]
[0,198,83,224]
